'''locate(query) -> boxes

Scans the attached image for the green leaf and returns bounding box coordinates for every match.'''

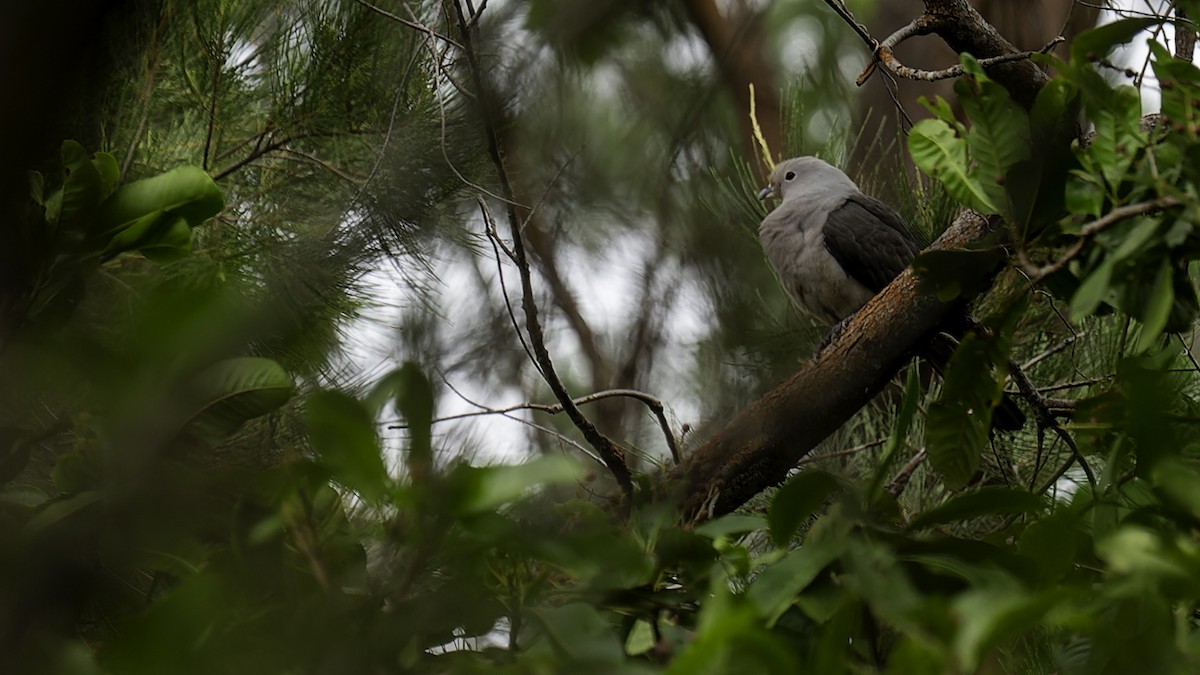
[746,538,843,624]
[1088,86,1143,191]
[534,603,625,666]
[368,363,434,475]
[925,340,995,488]
[1064,173,1105,218]
[184,357,294,443]
[925,302,1022,488]
[139,217,195,263]
[1070,258,1115,321]
[54,140,106,228]
[694,513,768,539]
[97,165,224,235]
[867,363,921,503]
[957,55,1032,220]
[768,470,841,546]
[451,455,584,516]
[912,248,1008,301]
[953,585,1062,672]
[1133,261,1173,352]
[305,391,388,501]
[25,491,103,532]
[1070,18,1159,63]
[908,487,1045,530]
[909,119,997,213]
[1150,458,1200,521]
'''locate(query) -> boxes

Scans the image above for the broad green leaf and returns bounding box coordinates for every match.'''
[953,585,1062,672]
[912,248,1008,302]
[768,470,841,546]
[624,619,655,656]
[694,513,768,539]
[867,364,921,503]
[1064,173,1105,218]
[925,336,995,488]
[185,357,294,442]
[1110,217,1159,261]
[140,217,195,263]
[665,584,800,674]
[1133,261,1173,352]
[1070,258,1115,321]
[957,55,1032,220]
[1150,458,1200,521]
[908,487,1045,530]
[1070,18,1158,63]
[451,455,583,516]
[1150,39,1200,141]
[1097,526,1192,580]
[1019,511,1085,583]
[917,95,959,124]
[746,538,843,624]
[368,363,434,475]
[25,491,103,532]
[909,119,997,213]
[1088,87,1143,191]
[0,484,50,509]
[97,165,224,234]
[54,140,106,228]
[925,301,1022,488]
[534,603,625,666]
[306,390,388,501]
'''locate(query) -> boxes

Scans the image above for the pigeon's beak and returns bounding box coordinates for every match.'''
[757,186,774,201]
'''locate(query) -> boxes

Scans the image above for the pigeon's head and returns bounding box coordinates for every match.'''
[758,156,855,202]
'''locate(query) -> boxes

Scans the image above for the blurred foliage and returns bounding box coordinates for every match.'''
[3,1,1200,674]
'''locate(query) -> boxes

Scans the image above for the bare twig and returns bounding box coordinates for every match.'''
[1016,196,1181,282]
[820,0,877,50]
[1022,331,1085,371]
[390,387,681,465]
[480,200,540,376]
[353,0,463,48]
[1009,357,1097,494]
[886,450,927,498]
[121,7,170,179]
[797,437,888,466]
[451,1,633,504]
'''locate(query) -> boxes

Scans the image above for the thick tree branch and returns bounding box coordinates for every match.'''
[667,211,1005,523]
[921,0,1049,109]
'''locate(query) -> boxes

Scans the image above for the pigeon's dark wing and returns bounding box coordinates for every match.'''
[821,193,924,293]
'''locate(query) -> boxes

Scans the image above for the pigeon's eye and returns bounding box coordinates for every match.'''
[784,171,796,181]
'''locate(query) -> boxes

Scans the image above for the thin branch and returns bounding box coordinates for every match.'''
[450,0,633,504]
[389,387,681,464]
[1022,331,1085,371]
[1009,357,1098,494]
[122,7,170,179]
[480,200,541,376]
[1017,196,1181,282]
[867,36,1063,86]
[820,0,877,50]
[886,450,927,498]
[797,438,888,466]
[353,0,463,49]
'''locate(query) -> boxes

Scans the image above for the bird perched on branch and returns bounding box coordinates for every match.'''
[758,156,1024,431]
